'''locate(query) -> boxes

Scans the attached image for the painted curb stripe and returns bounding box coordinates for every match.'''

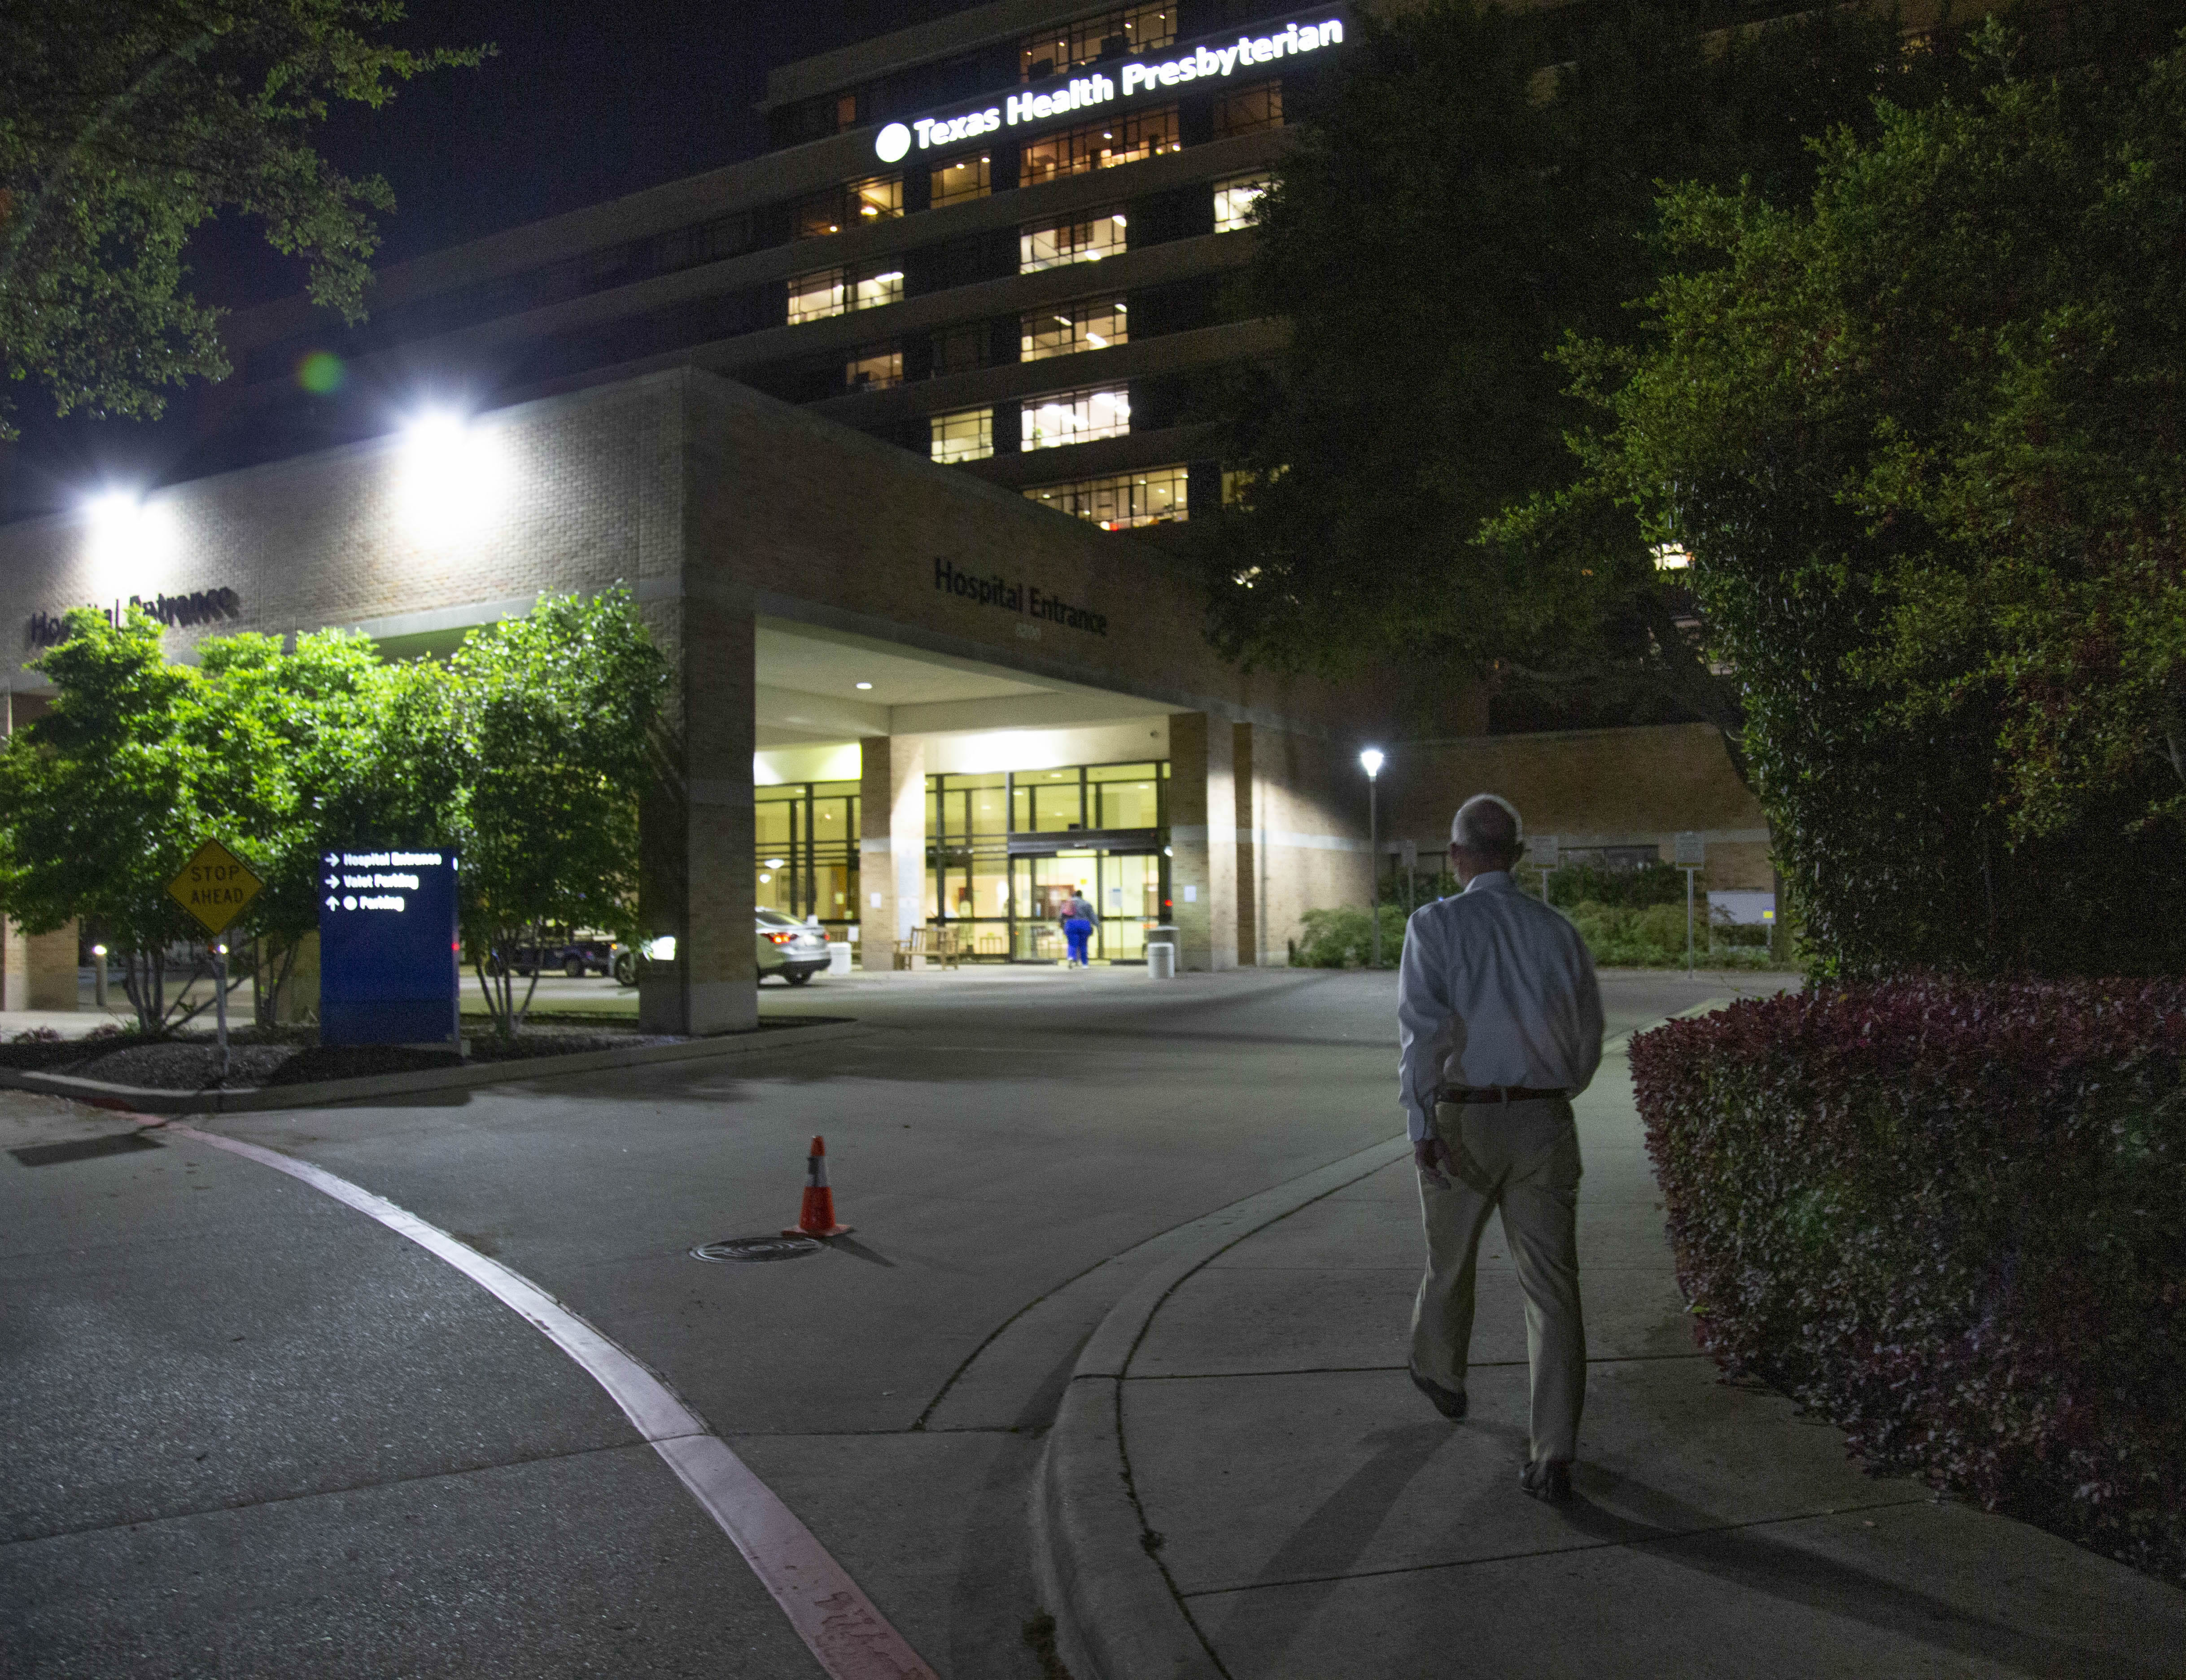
[167,1124,937,1680]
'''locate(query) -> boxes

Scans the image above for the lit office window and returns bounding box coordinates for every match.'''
[1021,210,1128,273]
[1023,299,1128,362]
[846,346,903,391]
[853,175,903,221]
[787,268,846,324]
[1214,173,1272,233]
[931,154,991,207]
[853,267,904,310]
[1020,4,1176,80]
[1215,81,1283,138]
[1023,466,1188,529]
[1020,108,1181,189]
[1022,386,1130,451]
[931,407,994,463]
[792,176,901,240]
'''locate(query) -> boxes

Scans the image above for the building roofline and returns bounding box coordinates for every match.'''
[761,0,1135,111]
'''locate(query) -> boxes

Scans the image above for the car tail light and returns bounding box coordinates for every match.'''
[766,931,796,945]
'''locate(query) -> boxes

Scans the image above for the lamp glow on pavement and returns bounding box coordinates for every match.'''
[396,410,509,542]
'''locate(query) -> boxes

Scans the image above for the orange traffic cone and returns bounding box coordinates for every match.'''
[784,1135,852,1238]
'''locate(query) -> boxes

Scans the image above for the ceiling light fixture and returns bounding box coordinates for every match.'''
[855,681,873,690]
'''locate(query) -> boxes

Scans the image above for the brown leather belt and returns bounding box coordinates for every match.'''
[1442,1086,1568,1104]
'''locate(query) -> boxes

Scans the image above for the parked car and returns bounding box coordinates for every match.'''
[757,910,828,985]
[482,936,614,978]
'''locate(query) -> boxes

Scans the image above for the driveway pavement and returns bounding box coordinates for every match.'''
[24,963,2061,1680]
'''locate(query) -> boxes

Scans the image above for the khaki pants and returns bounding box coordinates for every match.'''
[1410,1097,1586,1465]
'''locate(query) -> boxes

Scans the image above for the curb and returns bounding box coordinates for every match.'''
[1030,1134,1414,1680]
[0,1019,870,1114]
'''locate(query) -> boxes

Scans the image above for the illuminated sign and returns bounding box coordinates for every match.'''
[873,13,1346,162]
[319,847,461,1045]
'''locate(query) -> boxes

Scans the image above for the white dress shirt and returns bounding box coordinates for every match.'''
[1396,871,1604,1142]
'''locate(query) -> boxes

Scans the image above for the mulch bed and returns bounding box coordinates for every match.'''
[0,1021,681,1092]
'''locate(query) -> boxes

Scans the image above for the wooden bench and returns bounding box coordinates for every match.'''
[892,925,965,971]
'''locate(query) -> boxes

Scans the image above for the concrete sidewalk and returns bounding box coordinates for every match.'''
[1041,1040,2186,1679]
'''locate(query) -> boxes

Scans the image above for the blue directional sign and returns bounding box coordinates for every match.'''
[317,848,461,1045]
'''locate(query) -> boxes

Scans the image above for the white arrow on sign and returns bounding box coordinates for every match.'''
[324,896,338,911]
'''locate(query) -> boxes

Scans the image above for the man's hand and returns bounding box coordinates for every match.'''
[1414,1134,1456,1189]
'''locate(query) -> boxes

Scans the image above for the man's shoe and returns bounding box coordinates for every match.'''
[1408,1367,1467,1419]
[1520,1459,1574,1505]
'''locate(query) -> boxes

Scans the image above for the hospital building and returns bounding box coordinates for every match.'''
[0,0,1772,1024]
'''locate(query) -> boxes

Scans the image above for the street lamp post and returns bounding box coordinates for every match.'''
[1360,748,1385,967]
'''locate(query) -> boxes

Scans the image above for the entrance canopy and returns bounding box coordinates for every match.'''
[752,620,1178,962]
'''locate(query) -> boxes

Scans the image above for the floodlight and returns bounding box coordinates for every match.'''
[1359,747,1385,779]
[395,408,509,543]
[82,486,179,587]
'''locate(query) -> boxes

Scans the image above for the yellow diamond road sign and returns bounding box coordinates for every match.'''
[166,840,264,936]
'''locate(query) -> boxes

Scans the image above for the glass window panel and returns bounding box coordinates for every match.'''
[1020,4,1176,81]
[930,406,994,463]
[1214,172,1272,234]
[846,346,903,391]
[931,322,998,376]
[930,154,991,207]
[1023,385,1129,450]
[787,268,845,324]
[1019,108,1181,190]
[793,191,848,240]
[1020,210,1128,274]
[1214,81,1283,139]
[1097,777,1162,829]
[754,800,795,846]
[1032,772,1084,831]
[1011,784,1032,832]
[851,175,902,222]
[853,266,903,311]
[1023,464,1188,529]
[1022,298,1128,362]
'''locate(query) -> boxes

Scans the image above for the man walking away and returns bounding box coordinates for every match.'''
[1397,794,1603,1503]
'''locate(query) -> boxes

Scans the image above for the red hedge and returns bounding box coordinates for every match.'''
[1631,980,2186,1582]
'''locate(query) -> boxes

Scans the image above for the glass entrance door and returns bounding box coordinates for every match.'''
[1010,850,1163,961]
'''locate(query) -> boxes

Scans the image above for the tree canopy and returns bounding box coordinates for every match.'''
[0,590,662,1034]
[0,0,485,438]
[1193,0,1954,747]
[1531,23,2186,976]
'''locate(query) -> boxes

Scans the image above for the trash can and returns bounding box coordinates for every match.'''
[1145,924,1179,979]
[827,942,853,976]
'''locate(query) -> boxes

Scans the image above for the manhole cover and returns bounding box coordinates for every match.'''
[690,1236,824,1264]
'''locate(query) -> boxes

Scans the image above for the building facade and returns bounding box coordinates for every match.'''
[206,1,1350,539]
[0,370,1387,1028]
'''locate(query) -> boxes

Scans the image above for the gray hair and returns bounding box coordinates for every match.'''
[1451,794,1523,858]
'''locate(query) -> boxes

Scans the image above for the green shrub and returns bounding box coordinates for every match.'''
[1633,981,2186,1583]
[1547,860,1687,910]
[1564,900,1782,968]
[1292,904,1407,967]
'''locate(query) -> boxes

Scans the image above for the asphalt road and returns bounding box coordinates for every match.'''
[1,965,1789,1678]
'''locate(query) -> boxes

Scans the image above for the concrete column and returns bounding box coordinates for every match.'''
[640,592,757,1034]
[858,735,927,969]
[1168,712,1237,971]
[1,921,23,1012]
[1233,722,1258,967]
[27,924,78,1011]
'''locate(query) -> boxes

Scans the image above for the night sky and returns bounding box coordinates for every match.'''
[7,0,972,512]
